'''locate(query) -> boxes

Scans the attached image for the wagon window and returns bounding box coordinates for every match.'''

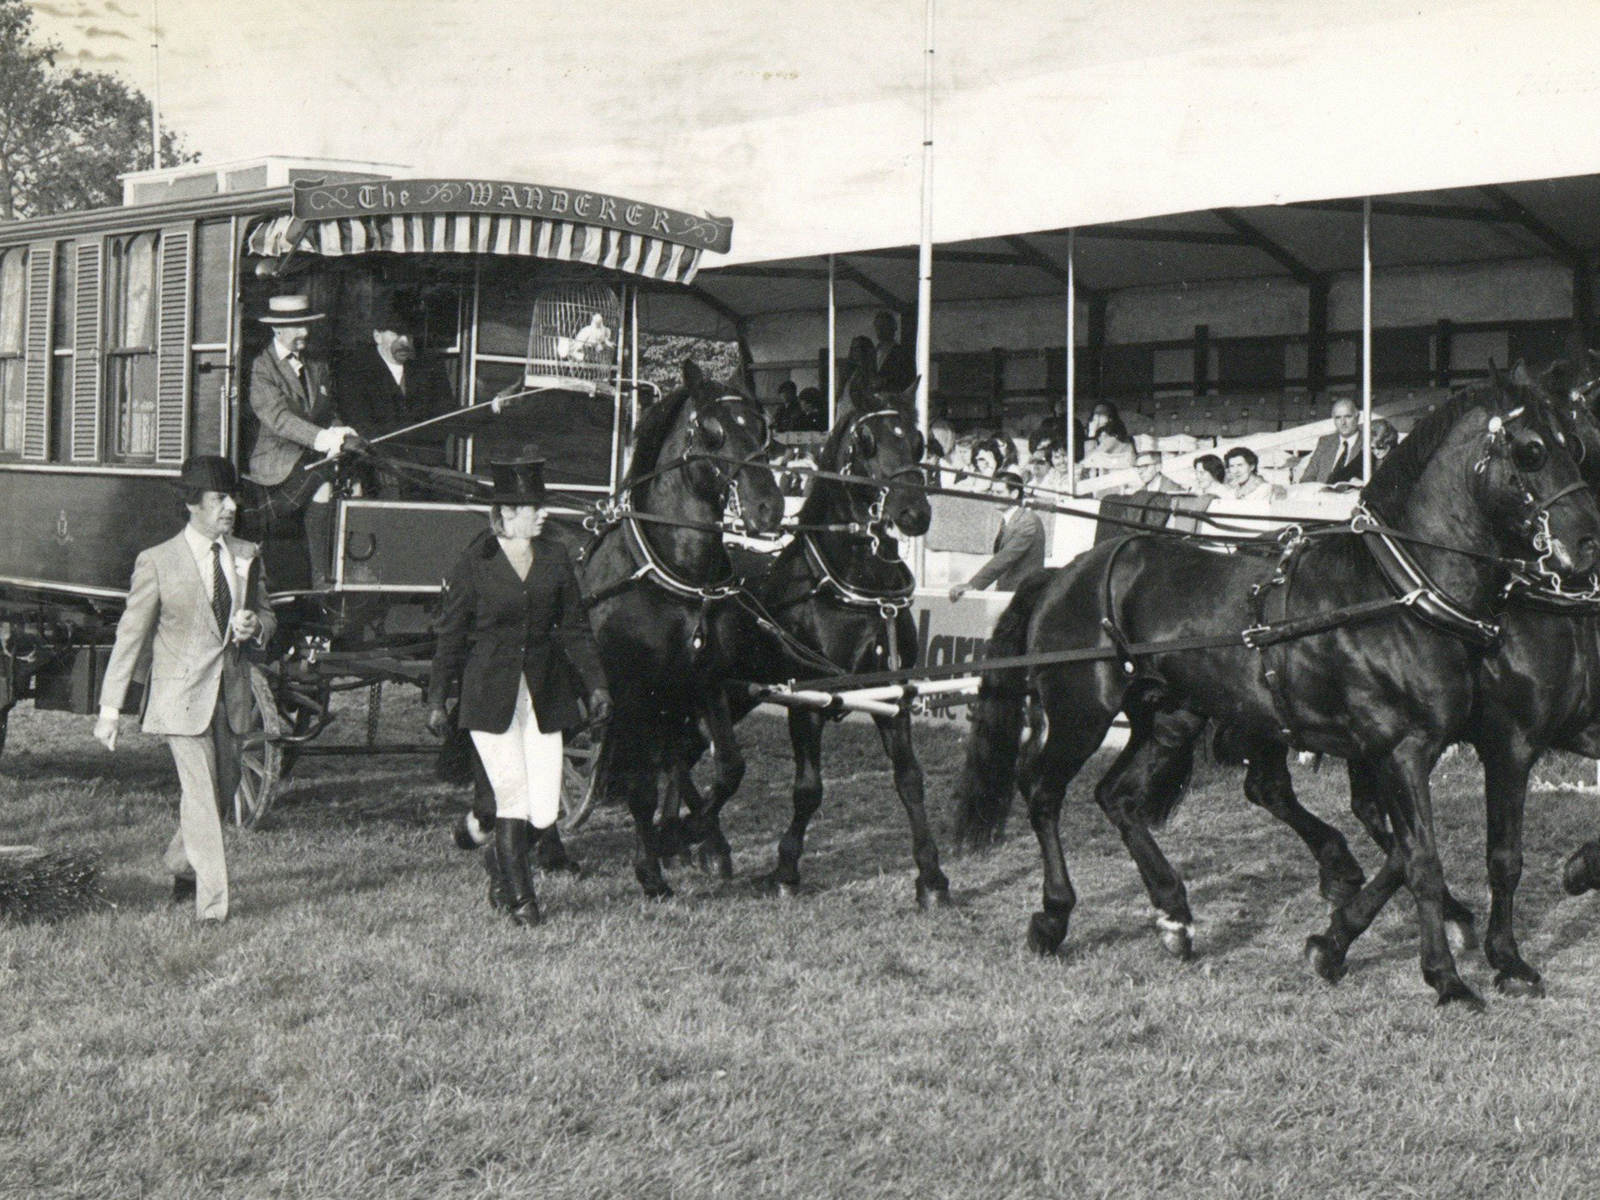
[105,231,160,462]
[0,247,25,457]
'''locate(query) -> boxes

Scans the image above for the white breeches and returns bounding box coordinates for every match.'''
[469,676,565,828]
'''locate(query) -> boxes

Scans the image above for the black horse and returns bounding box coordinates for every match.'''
[950,376,1600,1008]
[1303,361,1600,995]
[668,387,953,906]
[583,363,785,898]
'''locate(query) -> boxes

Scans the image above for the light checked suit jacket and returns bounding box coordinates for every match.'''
[99,532,277,737]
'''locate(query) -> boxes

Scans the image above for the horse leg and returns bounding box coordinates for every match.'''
[1240,742,1366,908]
[1482,744,1544,996]
[1346,759,1476,949]
[616,734,672,899]
[1316,740,1483,1009]
[689,693,743,880]
[758,708,824,898]
[874,708,952,910]
[1025,677,1116,955]
[1093,706,1204,959]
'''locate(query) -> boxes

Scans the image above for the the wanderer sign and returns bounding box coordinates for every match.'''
[292,178,734,254]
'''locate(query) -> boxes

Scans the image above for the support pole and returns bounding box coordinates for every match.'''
[1362,196,1373,481]
[828,253,838,427]
[1066,228,1077,497]
[913,0,935,437]
[149,0,162,168]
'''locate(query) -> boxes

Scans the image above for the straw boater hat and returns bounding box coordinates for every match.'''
[258,295,323,325]
[487,457,547,506]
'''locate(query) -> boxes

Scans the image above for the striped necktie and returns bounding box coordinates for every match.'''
[210,542,231,638]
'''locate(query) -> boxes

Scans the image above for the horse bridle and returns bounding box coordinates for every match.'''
[684,394,773,523]
[1476,398,1593,585]
[838,408,929,547]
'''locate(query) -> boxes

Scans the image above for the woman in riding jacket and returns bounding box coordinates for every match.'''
[427,456,611,927]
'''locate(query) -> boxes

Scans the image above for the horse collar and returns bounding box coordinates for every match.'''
[1355,507,1502,648]
[801,532,914,611]
[621,508,742,603]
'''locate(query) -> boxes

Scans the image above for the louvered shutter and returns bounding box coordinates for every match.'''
[22,242,53,461]
[155,225,192,465]
[71,240,102,462]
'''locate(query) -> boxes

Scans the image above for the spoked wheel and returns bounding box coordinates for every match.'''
[560,728,601,831]
[235,666,286,827]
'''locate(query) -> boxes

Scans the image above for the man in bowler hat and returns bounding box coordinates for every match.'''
[95,455,277,921]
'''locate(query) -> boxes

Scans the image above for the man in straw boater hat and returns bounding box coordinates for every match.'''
[246,294,362,587]
[94,456,277,922]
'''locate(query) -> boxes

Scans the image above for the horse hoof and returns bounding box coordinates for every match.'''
[1493,968,1546,999]
[1156,917,1195,961]
[1304,935,1347,985]
[1026,911,1067,956]
[753,871,798,898]
[1562,845,1600,896]
[916,884,954,911]
[1436,979,1486,1012]
[1445,918,1478,954]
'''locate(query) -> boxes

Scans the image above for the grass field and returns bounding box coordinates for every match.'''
[5,696,1600,1199]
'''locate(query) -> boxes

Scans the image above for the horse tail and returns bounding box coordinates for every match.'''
[949,570,1055,851]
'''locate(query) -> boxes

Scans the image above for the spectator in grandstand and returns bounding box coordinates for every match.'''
[1296,397,1362,484]
[1078,408,1136,477]
[929,418,956,461]
[797,386,828,432]
[963,438,1006,492]
[1133,450,1183,496]
[1026,440,1055,490]
[948,470,1045,600]
[772,381,807,433]
[873,311,915,393]
[1224,446,1286,516]
[1370,418,1398,465]
[1192,454,1228,498]
[1038,441,1075,494]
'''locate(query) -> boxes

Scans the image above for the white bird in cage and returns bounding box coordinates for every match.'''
[572,312,614,362]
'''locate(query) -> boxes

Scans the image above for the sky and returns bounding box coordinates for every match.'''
[26,1,1600,264]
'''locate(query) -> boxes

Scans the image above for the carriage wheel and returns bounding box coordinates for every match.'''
[234,666,286,828]
[560,728,601,831]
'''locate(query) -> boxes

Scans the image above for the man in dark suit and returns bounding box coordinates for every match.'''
[339,300,457,483]
[1296,396,1363,484]
[246,295,360,587]
[949,470,1046,599]
[94,456,277,922]
[873,310,915,393]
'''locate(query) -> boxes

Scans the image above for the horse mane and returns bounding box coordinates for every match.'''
[1361,383,1505,524]
[625,377,699,506]
[795,415,857,525]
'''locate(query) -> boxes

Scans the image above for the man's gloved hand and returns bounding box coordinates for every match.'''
[587,688,613,726]
[425,706,451,738]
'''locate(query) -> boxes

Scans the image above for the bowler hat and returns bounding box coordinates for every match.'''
[177,454,239,495]
[258,295,324,325]
[487,457,547,506]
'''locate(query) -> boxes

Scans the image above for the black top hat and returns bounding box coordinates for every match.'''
[487,457,547,506]
[370,294,418,333]
[177,454,240,495]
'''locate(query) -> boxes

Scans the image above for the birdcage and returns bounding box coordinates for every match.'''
[523,279,623,395]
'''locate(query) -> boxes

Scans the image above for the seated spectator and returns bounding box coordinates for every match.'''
[1078,418,1136,477]
[1370,418,1398,467]
[1131,450,1183,497]
[929,418,956,461]
[772,381,807,433]
[960,438,1006,493]
[1084,402,1130,451]
[1223,446,1286,517]
[1037,442,1075,495]
[797,386,828,432]
[1192,454,1228,499]
[1025,440,1055,491]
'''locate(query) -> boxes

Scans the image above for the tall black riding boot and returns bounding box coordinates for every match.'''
[495,818,541,927]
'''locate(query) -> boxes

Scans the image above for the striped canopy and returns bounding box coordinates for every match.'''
[245,211,704,284]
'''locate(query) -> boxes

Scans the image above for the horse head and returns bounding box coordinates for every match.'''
[1476,362,1600,579]
[837,396,932,538]
[669,359,785,535]
[1537,355,1600,490]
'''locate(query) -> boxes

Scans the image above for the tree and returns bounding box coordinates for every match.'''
[0,0,193,221]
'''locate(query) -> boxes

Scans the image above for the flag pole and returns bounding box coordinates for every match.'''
[149,0,163,168]
[913,0,935,437]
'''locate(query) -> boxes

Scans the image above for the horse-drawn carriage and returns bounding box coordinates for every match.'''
[0,156,733,823]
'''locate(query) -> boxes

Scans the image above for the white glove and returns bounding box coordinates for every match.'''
[313,425,359,456]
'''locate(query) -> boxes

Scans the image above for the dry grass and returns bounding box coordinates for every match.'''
[4,698,1600,1199]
